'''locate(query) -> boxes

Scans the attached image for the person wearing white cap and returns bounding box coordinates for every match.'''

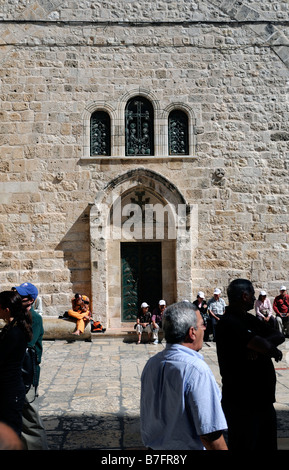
[273,286,289,335]
[255,291,276,329]
[151,300,166,344]
[207,288,226,341]
[193,292,210,341]
[135,302,152,344]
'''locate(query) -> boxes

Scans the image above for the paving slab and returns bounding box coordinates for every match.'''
[37,336,289,451]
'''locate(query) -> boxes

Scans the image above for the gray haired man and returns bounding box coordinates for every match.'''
[140,301,227,450]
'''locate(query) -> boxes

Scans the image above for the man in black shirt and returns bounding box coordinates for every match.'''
[193,291,210,341]
[216,279,284,451]
[135,302,152,344]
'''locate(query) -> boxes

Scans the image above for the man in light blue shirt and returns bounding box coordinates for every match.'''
[140,301,227,450]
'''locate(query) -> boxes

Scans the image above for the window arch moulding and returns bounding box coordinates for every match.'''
[162,103,196,157]
[81,96,197,160]
[117,88,161,158]
[82,102,117,158]
[125,95,154,157]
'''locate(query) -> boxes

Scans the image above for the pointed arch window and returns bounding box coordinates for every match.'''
[125,96,154,156]
[90,110,111,156]
[168,109,189,155]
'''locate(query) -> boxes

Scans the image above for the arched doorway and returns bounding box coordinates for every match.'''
[90,169,195,328]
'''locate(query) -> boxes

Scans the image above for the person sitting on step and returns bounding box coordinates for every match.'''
[68,294,91,335]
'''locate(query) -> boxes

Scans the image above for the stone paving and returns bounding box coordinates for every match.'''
[37,336,289,451]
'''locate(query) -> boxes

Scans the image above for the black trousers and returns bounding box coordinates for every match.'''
[222,401,277,451]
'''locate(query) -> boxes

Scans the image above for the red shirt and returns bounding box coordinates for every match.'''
[273,294,289,316]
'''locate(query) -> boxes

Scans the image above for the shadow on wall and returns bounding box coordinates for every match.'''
[55,205,92,298]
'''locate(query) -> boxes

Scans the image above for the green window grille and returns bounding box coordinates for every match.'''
[90,111,111,156]
[168,110,189,155]
[125,97,154,156]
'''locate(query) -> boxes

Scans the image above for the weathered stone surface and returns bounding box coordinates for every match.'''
[1,0,289,327]
[42,317,92,341]
[37,338,289,449]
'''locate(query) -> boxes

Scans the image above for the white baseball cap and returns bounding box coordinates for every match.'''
[280,286,287,291]
[141,302,149,308]
[214,288,221,295]
[197,291,205,299]
[260,290,267,296]
[159,299,166,305]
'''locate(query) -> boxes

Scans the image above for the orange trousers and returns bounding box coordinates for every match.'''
[68,309,90,333]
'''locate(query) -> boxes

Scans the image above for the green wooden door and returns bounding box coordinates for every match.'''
[121,242,162,322]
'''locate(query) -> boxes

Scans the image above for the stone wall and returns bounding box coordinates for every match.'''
[0,0,289,323]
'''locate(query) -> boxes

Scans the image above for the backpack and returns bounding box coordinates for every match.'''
[59,311,69,319]
[91,320,106,333]
[21,346,38,402]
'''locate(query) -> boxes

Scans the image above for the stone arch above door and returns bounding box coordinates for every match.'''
[90,168,197,328]
[96,168,187,207]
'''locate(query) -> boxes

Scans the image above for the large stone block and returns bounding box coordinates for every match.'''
[42,316,91,341]
[1,0,289,328]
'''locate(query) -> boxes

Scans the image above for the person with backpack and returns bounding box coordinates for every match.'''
[14,282,48,450]
[0,290,32,437]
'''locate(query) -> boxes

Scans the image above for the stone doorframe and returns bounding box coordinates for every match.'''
[90,168,197,328]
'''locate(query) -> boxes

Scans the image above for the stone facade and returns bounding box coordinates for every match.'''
[1,0,289,327]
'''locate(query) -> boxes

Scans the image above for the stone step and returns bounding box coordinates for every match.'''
[42,316,91,341]
[1,317,163,342]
